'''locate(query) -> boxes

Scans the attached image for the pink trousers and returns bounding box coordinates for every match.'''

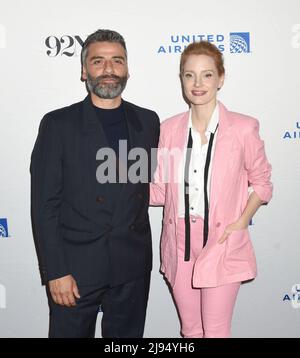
[172,217,240,338]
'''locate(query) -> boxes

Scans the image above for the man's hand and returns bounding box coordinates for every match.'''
[218,218,248,244]
[49,275,81,307]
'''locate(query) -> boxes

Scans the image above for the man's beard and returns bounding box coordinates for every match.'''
[86,73,128,99]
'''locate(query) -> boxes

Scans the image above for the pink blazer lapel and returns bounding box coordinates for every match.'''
[168,112,189,219]
[166,105,235,222]
[209,102,234,217]
[173,111,189,150]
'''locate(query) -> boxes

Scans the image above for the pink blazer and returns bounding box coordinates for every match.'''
[150,102,273,288]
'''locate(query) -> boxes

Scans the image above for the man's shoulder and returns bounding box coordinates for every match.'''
[44,99,83,121]
[123,100,158,119]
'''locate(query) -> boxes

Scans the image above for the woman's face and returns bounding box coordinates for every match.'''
[181,54,224,107]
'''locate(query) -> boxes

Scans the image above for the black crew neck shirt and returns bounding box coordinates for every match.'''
[93,102,129,154]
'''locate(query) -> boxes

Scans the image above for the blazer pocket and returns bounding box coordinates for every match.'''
[224,228,256,274]
[61,227,95,244]
[60,202,92,233]
[225,228,253,258]
[227,228,248,246]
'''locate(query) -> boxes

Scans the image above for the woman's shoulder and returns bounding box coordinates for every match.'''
[160,111,189,131]
[221,103,260,133]
[229,110,258,125]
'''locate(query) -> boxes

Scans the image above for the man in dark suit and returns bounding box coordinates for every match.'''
[30,29,160,338]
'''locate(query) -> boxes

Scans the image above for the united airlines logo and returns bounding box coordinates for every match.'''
[157,32,251,54]
[0,218,9,238]
[283,284,300,309]
[283,122,300,139]
[230,32,250,53]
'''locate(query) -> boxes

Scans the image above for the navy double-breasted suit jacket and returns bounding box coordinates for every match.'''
[31,95,160,287]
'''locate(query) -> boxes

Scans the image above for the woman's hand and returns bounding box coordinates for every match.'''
[218,218,248,244]
[217,191,263,244]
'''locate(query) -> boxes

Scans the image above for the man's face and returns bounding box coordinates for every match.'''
[82,41,129,99]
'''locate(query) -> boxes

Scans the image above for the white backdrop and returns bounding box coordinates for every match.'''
[0,0,299,337]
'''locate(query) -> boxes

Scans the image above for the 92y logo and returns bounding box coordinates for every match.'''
[45,35,84,57]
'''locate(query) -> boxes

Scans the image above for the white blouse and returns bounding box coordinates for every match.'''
[178,103,219,218]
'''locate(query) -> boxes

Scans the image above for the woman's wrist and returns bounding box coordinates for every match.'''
[236,216,249,229]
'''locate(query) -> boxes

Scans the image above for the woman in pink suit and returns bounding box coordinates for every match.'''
[150,41,273,338]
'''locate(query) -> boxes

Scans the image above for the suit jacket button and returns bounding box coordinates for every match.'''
[130,224,135,230]
[169,219,173,224]
[137,193,143,199]
[216,222,221,227]
[96,196,104,203]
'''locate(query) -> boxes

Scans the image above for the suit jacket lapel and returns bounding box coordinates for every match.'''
[111,102,144,221]
[165,107,234,223]
[169,112,189,219]
[123,101,143,151]
[209,102,234,218]
[81,95,115,199]
[82,95,110,153]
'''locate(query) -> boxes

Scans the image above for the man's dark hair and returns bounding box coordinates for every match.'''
[81,29,127,66]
